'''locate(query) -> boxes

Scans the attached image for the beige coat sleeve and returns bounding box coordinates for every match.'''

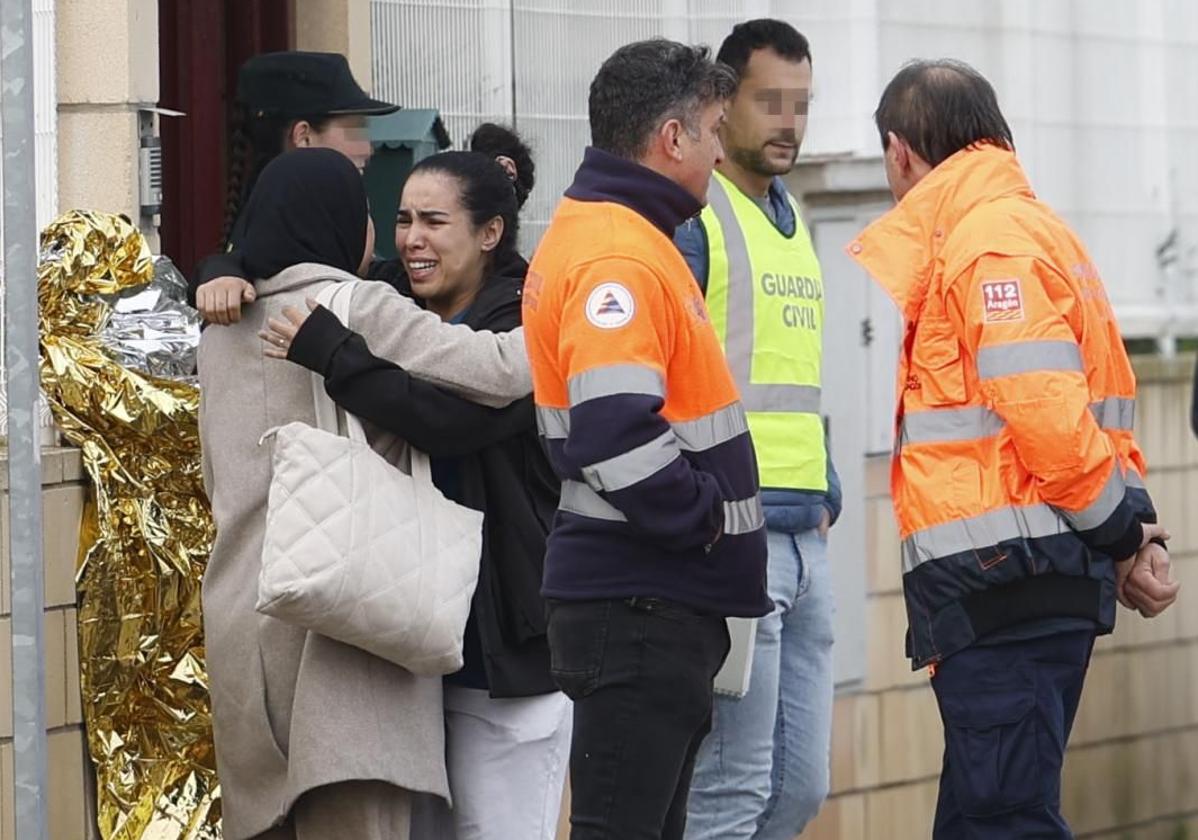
[346,279,531,408]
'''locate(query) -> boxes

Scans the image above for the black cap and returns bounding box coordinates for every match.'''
[237,51,399,119]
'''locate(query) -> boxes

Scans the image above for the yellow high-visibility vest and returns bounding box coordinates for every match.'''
[701,170,827,491]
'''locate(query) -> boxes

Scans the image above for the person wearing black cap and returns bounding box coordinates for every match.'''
[190,50,398,317]
[194,120,536,327]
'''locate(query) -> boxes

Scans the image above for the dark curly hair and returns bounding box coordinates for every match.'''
[469,122,535,210]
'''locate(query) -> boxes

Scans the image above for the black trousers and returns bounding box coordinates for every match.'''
[547,597,731,840]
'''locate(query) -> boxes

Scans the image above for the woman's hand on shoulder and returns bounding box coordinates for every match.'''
[197,276,256,325]
[261,298,319,359]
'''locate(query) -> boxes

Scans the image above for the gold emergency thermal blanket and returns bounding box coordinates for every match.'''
[37,210,221,839]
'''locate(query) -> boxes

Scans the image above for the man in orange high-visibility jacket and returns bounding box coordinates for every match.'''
[523,40,770,840]
[848,60,1179,839]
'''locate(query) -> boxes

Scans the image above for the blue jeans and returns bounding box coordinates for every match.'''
[932,630,1095,839]
[685,528,835,840]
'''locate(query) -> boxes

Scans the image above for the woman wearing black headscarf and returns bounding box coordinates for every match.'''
[197,148,531,840]
[263,149,567,840]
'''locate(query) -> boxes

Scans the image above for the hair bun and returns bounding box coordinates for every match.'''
[469,123,535,209]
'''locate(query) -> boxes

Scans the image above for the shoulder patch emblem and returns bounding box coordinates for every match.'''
[981,279,1024,323]
[585,282,636,329]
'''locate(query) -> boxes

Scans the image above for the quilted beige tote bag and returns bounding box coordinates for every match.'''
[257,279,483,676]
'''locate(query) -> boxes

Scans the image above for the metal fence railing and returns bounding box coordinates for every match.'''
[372,0,1198,340]
[2,0,50,835]
[371,0,790,250]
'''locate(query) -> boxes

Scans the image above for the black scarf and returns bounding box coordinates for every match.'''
[240,148,369,279]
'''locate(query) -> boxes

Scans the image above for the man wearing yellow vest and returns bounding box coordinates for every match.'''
[675,20,840,840]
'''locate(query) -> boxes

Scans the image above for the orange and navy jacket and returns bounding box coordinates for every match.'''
[523,148,771,618]
[848,145,1157,667]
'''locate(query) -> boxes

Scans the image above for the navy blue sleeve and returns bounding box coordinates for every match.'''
[1074,497,1144,562]
[190,251,248,306]
[562,388,725,552]
[673,217,710,295]
[823,448,843,526]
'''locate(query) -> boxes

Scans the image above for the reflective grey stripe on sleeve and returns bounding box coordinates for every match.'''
[671,403,750,452]
[581,430,680,492]
[976,341,1084,380]
[558,480,628,522]
[567,364,665,406]
[1090,396,1136,431]
[536,407,571,440]
[723,495,765,536]
[1125,466,1146,489]
[900,406,1005,445]
[559,480,763,538]
[899,396,1136,447]
[902,504,1068,574]
[1058,466,1127,532]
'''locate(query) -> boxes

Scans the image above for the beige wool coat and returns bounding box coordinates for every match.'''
[198,263,532,839]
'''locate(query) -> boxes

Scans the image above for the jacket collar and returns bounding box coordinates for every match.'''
[462,273,524,329]
[565,147,702,236]
[847,145,1034,320]
[255,262,360,298]
[718,172,797,237]
[360,261,524,329]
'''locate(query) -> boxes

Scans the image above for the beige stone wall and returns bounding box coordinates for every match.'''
[0,449,93,840]
[293,0,373,92]
[801,354,1198,840]
[56,0,159,246]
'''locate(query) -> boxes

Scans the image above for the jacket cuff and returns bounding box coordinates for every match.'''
[192,251,248,298]
[1087,515,1143,564]
[823,499,841,527]
[1066,488,1144,562]
[287,305,354,376]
